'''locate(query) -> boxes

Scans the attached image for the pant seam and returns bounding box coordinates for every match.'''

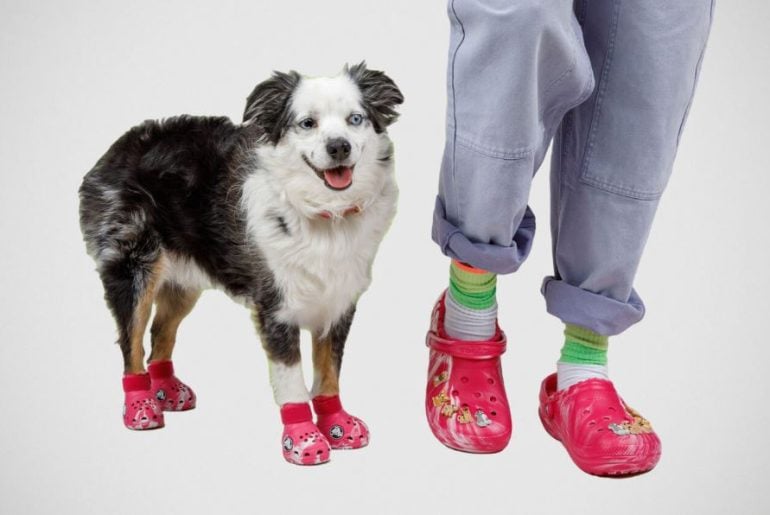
[453,131,535,160]
[578,0,621,191]
[449,0,466,227]
[676,0,715,146]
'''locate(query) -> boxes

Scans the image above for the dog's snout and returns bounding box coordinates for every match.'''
[326,138,351,161]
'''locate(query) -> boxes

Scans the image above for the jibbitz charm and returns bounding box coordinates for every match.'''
[475,410,491,427]
[433,370,449,386]
[457,407,473,424]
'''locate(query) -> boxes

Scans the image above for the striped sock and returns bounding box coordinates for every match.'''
[556,324,609,390]
[443,260,497,341]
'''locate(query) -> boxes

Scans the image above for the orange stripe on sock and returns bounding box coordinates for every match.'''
[451,260,489,275]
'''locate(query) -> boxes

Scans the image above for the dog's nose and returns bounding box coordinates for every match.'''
[326,138,351,161]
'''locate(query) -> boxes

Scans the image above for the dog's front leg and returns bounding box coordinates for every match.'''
[310,306,370,450]
[251,308,331,465]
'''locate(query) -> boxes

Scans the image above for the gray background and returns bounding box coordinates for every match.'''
[1,1,768,513]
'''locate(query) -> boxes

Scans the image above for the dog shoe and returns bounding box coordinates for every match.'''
[148,360,196,411]
[424,291,512,453]
[280,403,331,466]
[313,395,369,450]
[538,373,662,477]
[123,373,164,430]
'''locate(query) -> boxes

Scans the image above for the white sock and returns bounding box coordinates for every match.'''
[557,362,609,391]
[444,289,497,341]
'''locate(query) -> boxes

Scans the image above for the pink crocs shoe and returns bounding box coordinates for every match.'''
[122,373,164,430]
[424,292,512,453]
[538,373,662,477]
[148,360,196,412]
[313,395,369,450]
[280,403,331,466]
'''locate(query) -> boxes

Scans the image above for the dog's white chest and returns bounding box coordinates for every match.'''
[261,215,384,333]
[278,227,370,330]
[241,164,397,334]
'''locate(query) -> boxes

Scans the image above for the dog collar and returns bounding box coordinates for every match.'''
[318,206,361,219]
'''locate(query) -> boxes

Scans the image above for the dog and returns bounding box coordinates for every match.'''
[79,63,403,465]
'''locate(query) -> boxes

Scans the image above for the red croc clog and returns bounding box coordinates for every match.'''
[122,373,164,430]
[538,373,662,477]
[424,292,512,453]
[313,395,369,450]
[280,403,331,466]
[148,360,196,412]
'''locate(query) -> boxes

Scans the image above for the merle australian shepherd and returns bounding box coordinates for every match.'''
[79,63,403,465]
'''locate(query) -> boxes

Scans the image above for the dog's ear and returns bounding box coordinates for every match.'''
[346,62,404,133]
[243,70,301,144]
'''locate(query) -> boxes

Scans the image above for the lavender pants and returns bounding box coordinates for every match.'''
[432,0,714,335]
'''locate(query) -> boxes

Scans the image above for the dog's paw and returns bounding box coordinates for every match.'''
[282,421,331,465]
[148,360,196,412]
[313,395,369,450]
[123,391,165,430]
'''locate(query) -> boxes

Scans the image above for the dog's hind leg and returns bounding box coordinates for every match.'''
[98,239,163,374]
[252,306,331,465]
[146,284,201,411]
[149,285,200,362]
[310,307,369,450]
[96,227,166,430]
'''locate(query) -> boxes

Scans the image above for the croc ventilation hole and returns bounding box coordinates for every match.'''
[490,396,496,402]
[452,390,459,396]
[461,377,469,384]
[474,392,481,398]
[490,411,497,417]
[487,378,495,385]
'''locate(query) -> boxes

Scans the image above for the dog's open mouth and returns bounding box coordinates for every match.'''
[302,155,354,191]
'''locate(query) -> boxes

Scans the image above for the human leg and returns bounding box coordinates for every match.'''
[540,0,714,475]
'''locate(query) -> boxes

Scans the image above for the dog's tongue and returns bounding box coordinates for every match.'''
[323,167,353,189]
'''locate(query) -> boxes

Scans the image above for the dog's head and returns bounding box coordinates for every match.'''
[243,62,403,217]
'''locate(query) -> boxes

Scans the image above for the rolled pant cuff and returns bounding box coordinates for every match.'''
[541,276,645,336]
[432,196,534,275]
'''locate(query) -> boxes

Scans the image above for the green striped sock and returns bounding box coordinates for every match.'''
[559,324,608,365]
[448,261,496,310]
[444,261,498,341]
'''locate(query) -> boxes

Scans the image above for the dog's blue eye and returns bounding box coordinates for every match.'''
[298,118,316,130]
[348,114,364,126]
